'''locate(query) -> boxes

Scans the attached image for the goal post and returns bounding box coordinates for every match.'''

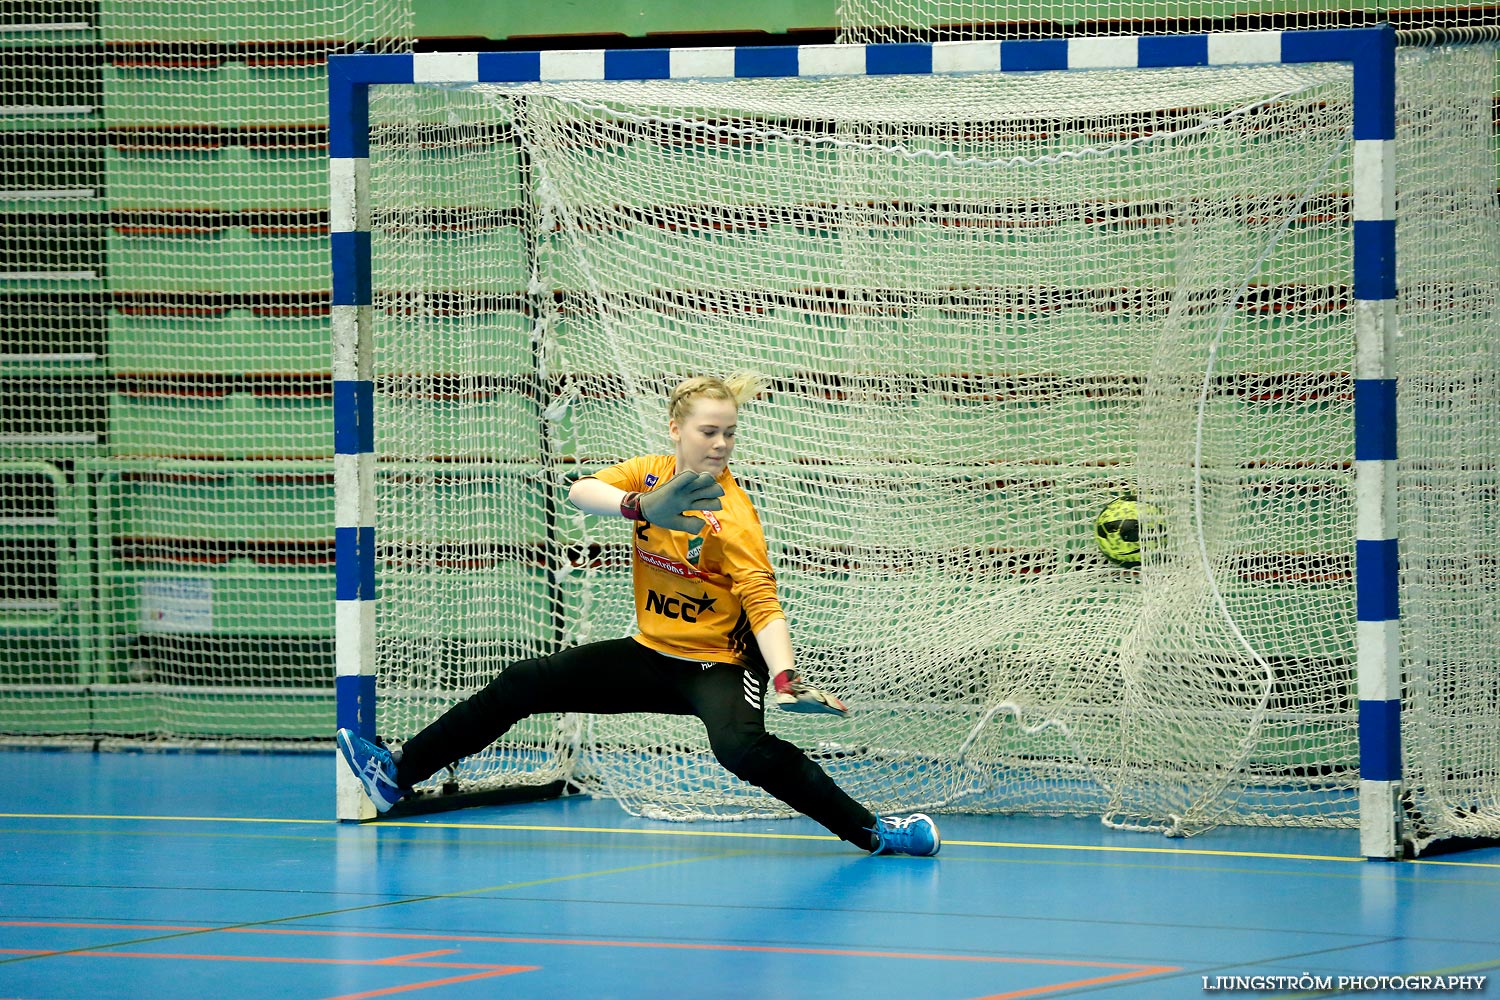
[325,27,1489,859]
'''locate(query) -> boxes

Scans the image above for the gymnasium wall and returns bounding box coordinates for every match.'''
[414,0,840,40]
[0,3,411,741]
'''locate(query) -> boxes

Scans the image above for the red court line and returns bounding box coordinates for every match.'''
[327,971,526,1000]
[1,921,1179,998]
[973,966,1183,999]
[2,949,522,972]
[194,925,1173,971]
[370,949,460,965]
[0,947,535,1000]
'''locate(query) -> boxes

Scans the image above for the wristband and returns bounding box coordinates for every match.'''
[620,491,643,521]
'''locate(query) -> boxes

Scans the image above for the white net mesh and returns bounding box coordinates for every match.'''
[367,93,581,790]
[368,58,1405,833]
[834,0,1497,42]
[0,2,410,743]
[1393,43,1500,854]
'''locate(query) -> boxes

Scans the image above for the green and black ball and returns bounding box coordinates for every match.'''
[1094,494,1158,567]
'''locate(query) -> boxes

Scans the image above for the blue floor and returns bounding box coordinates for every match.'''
[3,749,1498,999]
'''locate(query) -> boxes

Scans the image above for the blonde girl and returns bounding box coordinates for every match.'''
[338,375,939,856]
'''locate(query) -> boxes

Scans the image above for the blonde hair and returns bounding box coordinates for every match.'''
[668,373,769,424]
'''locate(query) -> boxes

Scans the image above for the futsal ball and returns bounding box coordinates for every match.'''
[1094,494,1155,567]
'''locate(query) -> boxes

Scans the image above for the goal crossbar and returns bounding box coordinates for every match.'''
[327,26,1402,857]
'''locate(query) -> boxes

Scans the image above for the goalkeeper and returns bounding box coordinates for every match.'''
[337,373,938,857]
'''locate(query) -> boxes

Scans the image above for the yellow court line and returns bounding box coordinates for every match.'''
[944,840,1368,863]
[379,820,842,842]
[1406,856,1500,870]
[384,820,1370,862]
[7,811,1500,868]
[1,811,1374,863]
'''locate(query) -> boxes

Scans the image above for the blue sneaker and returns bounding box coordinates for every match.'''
[870,813,941,856]
[335,728,406,813]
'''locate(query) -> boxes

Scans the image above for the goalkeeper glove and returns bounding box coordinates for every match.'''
[632,471,725,534]
[773,669,849,717]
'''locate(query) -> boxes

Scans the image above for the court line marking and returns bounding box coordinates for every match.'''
[4,811,1498,867]
[972,967,1179,1000]
[0,812,1357,861]
[381,822,1384,864]
[2,921,1180,1000]
[0,944,536,1000]
[0,852,742,968]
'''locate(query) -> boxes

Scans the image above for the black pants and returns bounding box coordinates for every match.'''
[394,637,878,849]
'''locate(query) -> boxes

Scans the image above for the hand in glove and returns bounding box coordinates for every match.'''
[631,471,725,534]
[773,669,849,717]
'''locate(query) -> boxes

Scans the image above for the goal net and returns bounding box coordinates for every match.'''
[361,42,1499,846]
[1391,43,1500,855]
[833,0,1499,41]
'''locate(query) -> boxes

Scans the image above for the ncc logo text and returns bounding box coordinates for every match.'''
[644,589,716,622]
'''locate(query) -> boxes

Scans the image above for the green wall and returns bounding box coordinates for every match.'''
[413,0,841,40]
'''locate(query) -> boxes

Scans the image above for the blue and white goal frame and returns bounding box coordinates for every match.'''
[328,26,1403,857]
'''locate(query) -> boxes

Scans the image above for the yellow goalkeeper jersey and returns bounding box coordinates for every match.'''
[587,455,784,665]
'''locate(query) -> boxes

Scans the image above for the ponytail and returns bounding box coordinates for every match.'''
[668,372,769,423]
